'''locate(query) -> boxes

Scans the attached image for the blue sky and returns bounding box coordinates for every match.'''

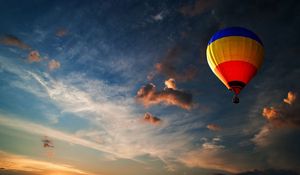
[0,0,300,175]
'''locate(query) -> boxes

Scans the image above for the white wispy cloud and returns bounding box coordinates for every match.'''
[0,58,196,168]
[2,55,238,173]
[24,71,199,161]
[152,12,165,21]
[0,115,124,159]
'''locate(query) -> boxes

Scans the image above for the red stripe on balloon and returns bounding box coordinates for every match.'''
[214,61,257,88]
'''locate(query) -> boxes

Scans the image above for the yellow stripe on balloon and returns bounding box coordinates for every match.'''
[206,36,264,70]
[213,67,231,89]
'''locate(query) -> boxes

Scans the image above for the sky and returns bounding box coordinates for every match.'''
[0,0,300,175]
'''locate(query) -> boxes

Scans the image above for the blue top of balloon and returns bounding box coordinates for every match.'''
[208,27,263,46]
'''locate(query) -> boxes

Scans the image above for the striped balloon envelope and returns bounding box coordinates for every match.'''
[206,27,264,103]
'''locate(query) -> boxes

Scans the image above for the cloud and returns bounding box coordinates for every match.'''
[180,148,239,173]
[284,91,296,105]
[48,59,61,71]
[0,0,296,174]
[0,34,31,50]
[56,28,68,37]
[152,12,164,21]
[0,151,93,175]
[28,50,41,63]
[0,115,126,159]
[252,91,300,172]
[143,112,161,125]
[0,61,203,171]
[27,51,61,69]
[179,138,258,173]
[262,107,278,120]
[253,126,300,172]
[5,70,194,163]
[164,78,176,89]
[261,91,300,128]
[180,0,217,16]
[148,46,198,82]
[252,125,272,147]
[207,124,222,131]
[136,82,193,110]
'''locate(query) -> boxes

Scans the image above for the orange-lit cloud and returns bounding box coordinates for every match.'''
[0,151,93,175]
[261,91,299,128]
[48,59,61,71]
[143,112,161,125]
[207,124,222,131]
[262,107,278,120]
[28,50,41,63]
[136,82,192,110]
[148,46,198,82]
[283,91,296,105]
[0,34,31,50]
[252,91,300,171]
[164,78,176,89]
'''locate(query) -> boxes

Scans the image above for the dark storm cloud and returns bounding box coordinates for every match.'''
[143,112,161,125]
[180,0,218,16]
[0,34,31,50]
[148,46,198,82]
[136,82,193,110]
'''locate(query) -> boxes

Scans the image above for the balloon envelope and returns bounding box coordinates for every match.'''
[206,27,264,96]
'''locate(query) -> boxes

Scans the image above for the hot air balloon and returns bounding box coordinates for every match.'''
[206,27,264,103]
